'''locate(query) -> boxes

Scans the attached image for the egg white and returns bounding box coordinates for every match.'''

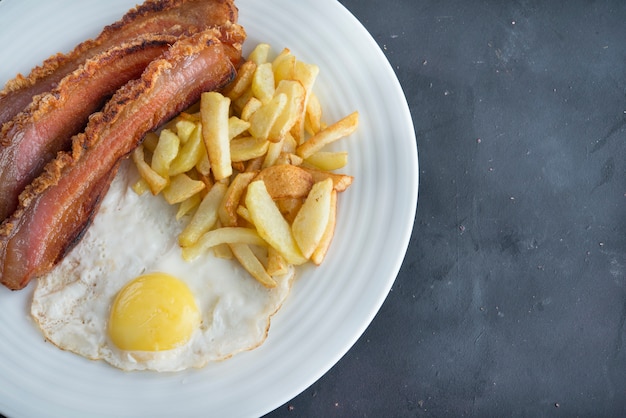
[30,159,294,372]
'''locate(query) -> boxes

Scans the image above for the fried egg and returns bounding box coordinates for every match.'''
[31,160,294,372]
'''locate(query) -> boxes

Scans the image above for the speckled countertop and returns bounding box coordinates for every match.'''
[265,1,626,416]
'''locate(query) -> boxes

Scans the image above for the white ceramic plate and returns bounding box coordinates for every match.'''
[0,0,418,417]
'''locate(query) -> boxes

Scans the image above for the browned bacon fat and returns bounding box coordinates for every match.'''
[0,0,240,128]
[0,29,239,290]
[0,35,178,222]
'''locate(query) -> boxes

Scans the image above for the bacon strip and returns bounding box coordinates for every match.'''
[0,29,240,290]
[0,35,179,222]
[0,0,240,128]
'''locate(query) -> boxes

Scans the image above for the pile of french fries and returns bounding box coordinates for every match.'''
[131,43,359,288]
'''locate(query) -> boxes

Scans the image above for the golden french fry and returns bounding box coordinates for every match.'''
[300,166,353,192]
[195,140,211,176]
[230,136,270,162]
[212,243,233,259]
[169,123,203,176]
[247,43,271,65]
[304,151,348,171]
[229,243,277,288]
[251,62,275,104]
[262,135,286,168]
[281,132,298,154]
[268,80,306,142]
[151,129,180,178]
[310,189,337,265]
[272,48,295,83]
[175,119,197,143]
[228,116,251,140]
[291,60,319,143]
[179,182,228,247]
[254,164,314,199]
[274,152,303,166]
[219,171,257,227]
[245,180,307,265]
[245,156,265,172]
[132,178,150,196]
[304,92,322,135]
[275,198,303,224]
[176,193,201,220]
[222,60,256,101]
[296,111,359,159]
[132,144,168,195]
[182,227,267,261]
[266,247,289,276]
[236,205,253,224]
[240,96,262,121]
[201,91,232,180]
[161,173,206,205]
[291,178,333,258]
[248,93,287,142]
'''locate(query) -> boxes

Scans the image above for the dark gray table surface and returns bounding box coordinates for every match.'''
[266,0,626,417]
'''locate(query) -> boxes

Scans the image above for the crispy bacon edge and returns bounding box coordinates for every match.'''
[0,28,242,290]
[0,34,181,222]
[0,0,240,128]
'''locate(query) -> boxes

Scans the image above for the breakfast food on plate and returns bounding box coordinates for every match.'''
[0,35,177,222]
[0,0,360,371]
[31,160,295,372]
[0,0,239,129]
[0,27,242,290]
[0,0,244,222]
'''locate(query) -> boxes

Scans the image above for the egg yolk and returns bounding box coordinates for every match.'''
[108,273,200,351]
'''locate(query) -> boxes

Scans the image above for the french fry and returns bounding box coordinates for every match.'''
[236,205,253,224]
[251,62,275,104]
[151,129,180,178]
[275,198,303,224]
[240,96,262,121]
[254,164,313,199]
[262,135,286,168]
[245,180,307,265]
[272,48,295,83]
[195,140,211,176]
[132,144,168,195]
[176,193,201,220]
[291,60,319,143]
[175,119,197,143]
[219,171,257,227]
[230,136,270,162]
[222,60,256,101]
[179,182,228,247]
[248,93,287,142]
[304,92,322,135]
[310,189,337,265]
[132,178,150,196]
[201,91,232,180]
[247,43,271,65]
[228,116,251,140]
[229,243,277,288]
[300,166,354,192]
[169,123,203,176]
[291,178,333,258]
[131,41,359,286]
[296,111,359,159]
[274,152,303,166]
[268,80,306,142]
[182,227,266,261]
[304,151,348,171]
[266,247,289,276]
[161,173,205,205]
